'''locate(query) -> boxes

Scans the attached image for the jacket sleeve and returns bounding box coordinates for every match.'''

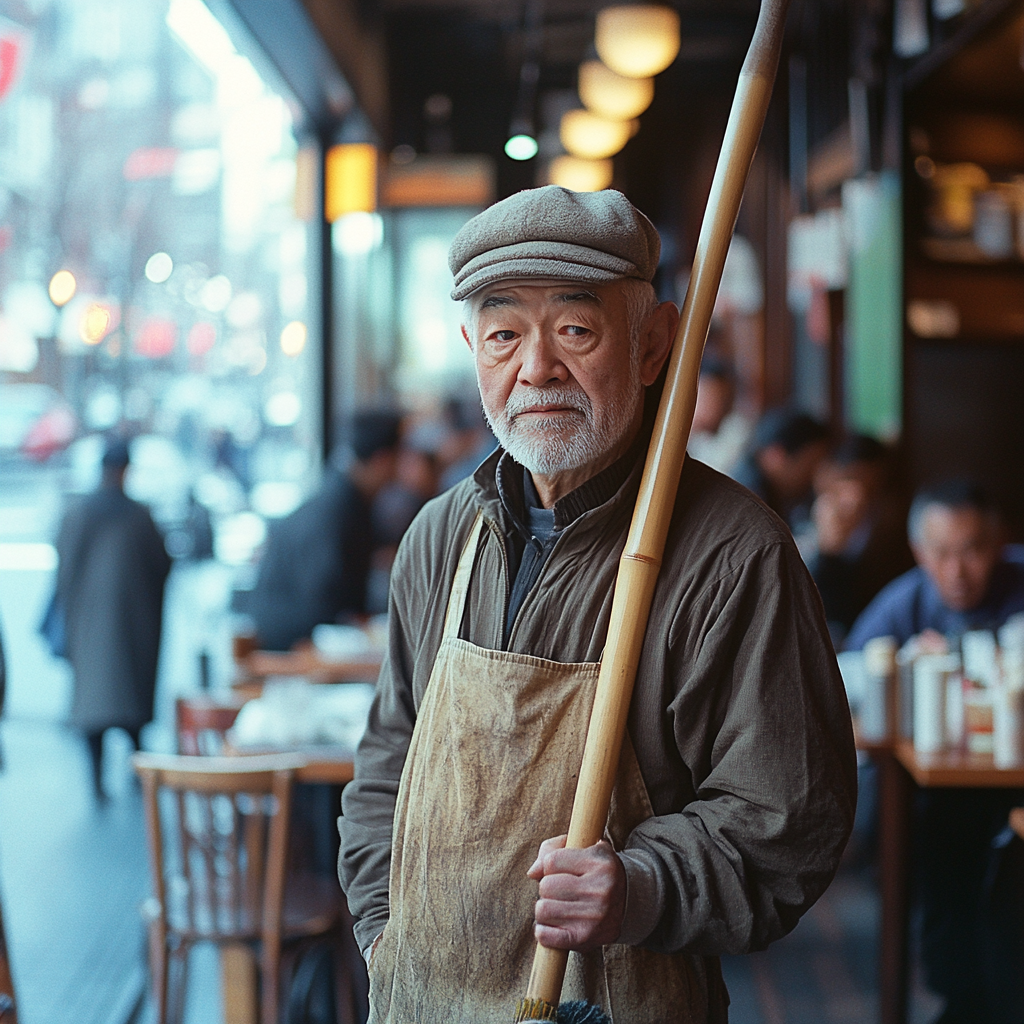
[338,538,420,956]
[619,540,858,956]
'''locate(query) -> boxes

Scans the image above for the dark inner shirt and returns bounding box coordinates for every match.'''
[505,471,559,639]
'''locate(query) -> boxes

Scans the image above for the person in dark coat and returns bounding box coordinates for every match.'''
[248,410,401,651]
[805,434,914,644]
[732,409,830,533]
[55,439,172,800]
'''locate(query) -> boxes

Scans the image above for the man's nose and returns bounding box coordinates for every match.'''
[517,331,569,387]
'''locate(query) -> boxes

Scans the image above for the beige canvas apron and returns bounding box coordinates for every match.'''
[368,514,707,1023]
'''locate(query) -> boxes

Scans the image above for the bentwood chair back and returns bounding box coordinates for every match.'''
[174,696,246,756]
[0,885,16,1024]
[134,752,343,1024]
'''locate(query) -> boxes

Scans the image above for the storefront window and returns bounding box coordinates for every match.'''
[0,0,321,560]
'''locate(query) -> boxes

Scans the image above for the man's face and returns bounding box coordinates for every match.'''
[462,280,670,478]
[759,440,829,502]
[912,505,1002,612]
[692,375,733,436]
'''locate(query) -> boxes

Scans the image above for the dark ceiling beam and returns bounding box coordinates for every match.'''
[300,0,390,140]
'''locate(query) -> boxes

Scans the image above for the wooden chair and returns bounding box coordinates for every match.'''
[133,753,349,1024]
[0,887,17,1024]
[174,695,247,756]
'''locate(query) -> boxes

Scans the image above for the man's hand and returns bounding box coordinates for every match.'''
[526,835,626,951]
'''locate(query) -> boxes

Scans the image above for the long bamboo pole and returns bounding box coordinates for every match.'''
[514,1,791,1019]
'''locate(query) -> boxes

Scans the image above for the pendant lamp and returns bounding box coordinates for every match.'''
[595,5,681,79]
[560,109,635,160]
[578,60,654,121]
[547,156,614,192]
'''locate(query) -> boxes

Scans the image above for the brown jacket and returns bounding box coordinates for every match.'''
[339,448,857,962]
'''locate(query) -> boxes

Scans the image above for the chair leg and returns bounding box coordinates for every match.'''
[260,938,282,1024]
[222,943,258,1024]
[168,943,190,1024]
[147,918,169,1024]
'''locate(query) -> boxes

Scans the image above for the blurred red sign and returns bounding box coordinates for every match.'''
[134,318,177,359]
[0,23,29,103]
[123,148,179,181]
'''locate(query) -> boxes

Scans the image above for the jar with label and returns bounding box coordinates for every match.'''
[962,682,995,755]
[994,649,1024,767]
[861,636,898,742]
[914,654,958,754]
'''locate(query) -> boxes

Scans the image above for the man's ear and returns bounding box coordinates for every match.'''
[461,323,473,351]
[638,301,679,386]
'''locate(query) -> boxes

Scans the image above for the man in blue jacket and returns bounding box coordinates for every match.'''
[847,479,1024,1024]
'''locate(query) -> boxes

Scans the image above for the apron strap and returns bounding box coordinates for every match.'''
[441,512,485,640]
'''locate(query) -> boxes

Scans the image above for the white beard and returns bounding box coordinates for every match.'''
[479,358,643,476]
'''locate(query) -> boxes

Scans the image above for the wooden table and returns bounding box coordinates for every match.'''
[223,743,355,785]
[236,639,383,687]
[875,740,1024,1024]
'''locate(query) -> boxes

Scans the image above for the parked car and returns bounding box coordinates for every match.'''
[0,383,76,463]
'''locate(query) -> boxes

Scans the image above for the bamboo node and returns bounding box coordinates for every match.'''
[623,553,660,566]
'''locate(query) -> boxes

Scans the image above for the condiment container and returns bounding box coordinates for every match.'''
[914,654,952,754]
[861,636,898,742]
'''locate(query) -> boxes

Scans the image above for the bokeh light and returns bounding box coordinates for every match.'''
[504,134,539,161]
[145,251,174,283]
[48,270,77,307]
[280,320,307,356]
[79,303,113,345]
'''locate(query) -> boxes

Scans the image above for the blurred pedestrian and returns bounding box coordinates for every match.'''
[248,410,401,651]
[686,354,751,476]
[438,396,497,491]
[805,434,913,644]
[55,438,171,801]
[733,409,830,533]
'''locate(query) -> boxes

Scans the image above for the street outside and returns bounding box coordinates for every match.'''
[0,462,234,1024]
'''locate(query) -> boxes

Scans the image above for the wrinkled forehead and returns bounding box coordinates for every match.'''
[463,278,616,321]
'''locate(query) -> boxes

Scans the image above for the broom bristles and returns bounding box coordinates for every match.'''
[519,1001,611,1024]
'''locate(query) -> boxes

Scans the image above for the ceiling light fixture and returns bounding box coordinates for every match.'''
[505,1,543,161]
[595,5,681,79]
[560,109,635,160]
[578,59,654,121]
[547,155,614,192]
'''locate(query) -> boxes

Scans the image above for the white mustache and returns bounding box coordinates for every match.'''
[505,386,591,421]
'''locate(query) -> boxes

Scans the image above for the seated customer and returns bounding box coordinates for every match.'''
[846,479,1024,647]
[732,409,829,532]
[846,479,1024,1024]
[686,354,752,476]
[248,410,401,651]
[805,434,912,644]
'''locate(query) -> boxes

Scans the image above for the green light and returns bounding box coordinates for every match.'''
[505,134,538,161]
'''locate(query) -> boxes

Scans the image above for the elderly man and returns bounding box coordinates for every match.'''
[339,187,856,1023]
[846,480,1024,1024]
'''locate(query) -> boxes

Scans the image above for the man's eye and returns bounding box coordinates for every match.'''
[563,325,589,336]
[492,330,517,342]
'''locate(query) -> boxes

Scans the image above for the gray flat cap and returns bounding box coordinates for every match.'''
[449,186,660,301]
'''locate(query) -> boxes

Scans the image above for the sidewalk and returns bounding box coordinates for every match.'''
[0,719,148,1024]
